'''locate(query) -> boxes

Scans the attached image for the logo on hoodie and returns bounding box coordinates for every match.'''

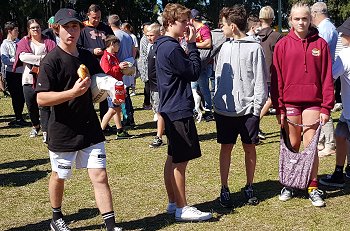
[312,48,321,57]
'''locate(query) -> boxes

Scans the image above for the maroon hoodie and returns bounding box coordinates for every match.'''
[271,27,334,116]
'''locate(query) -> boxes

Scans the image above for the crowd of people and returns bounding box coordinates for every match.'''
[1,1,350,231]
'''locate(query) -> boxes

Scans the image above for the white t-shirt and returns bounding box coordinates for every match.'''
[130,33,138,48]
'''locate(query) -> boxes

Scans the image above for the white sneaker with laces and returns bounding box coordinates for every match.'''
[279,187,294,201]
[318,146,336,158]
[309,189,325,207]
[113,227,122,231]
[166,202,176,214]
[175,206,212,221]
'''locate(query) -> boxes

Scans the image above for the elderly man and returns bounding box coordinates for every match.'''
[311,2,338,158]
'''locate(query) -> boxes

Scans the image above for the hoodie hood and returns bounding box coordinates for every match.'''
[153,35,179,53]
[257,27,274,42]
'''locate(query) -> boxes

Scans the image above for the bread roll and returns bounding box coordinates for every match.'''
[77,64,90,80]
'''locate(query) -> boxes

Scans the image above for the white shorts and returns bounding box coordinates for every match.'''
[49,142,106,179]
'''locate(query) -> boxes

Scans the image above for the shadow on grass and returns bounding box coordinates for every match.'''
[198,132,217,141]
[0,170,49,187]
[6,208,101,231]
[0,158,49,170]
[134,121,157,130]
[0,133,21,138]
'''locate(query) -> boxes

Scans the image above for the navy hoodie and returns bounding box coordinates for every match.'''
[154,36,201,121]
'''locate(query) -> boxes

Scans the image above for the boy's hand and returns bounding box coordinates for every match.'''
[320,113,329,125]
[94,48,103,56]
[71,77,91,97]
[185,24,196,43]
[119,62,129,70]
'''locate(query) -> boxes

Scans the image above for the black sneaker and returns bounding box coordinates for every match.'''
[320,173,345,187]
[203,112,215,122]
[219,186,234,208]
[243,184,259,205]
[149,136,163,148]
[50,218,70,231]
[8,119,31,127]
[116,130,132,139]
[345,165,350,179]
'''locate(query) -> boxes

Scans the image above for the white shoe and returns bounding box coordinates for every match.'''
[332,103,342,112]
[279,187,294,202]
[175,206,212,221]
[318,146,336,158]
[317,142,325,151]
[166,202,176,214]
[113,227,122,231]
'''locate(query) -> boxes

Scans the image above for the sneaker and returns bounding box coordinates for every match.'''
[143,104,152,110]
[219,186,233,208]
[345,165,350,179]
[42,131,48,144]
[318,146,336,158]
[112,227,122,231]
[309,189,325,207]
[8,119,31,127]
[332,103,343,112]
[175,206,212,222]
[166,202,176,214]
[50,218,70,231]
[258,129,266,140]
[203,112,215,122]
[29,127,40,138]
[268,108,276,115]
[243,184,259,205]
[317,142,325,151]
[130,92,136,97]
[149,136,163,148]
[319,173,345,188]
[116,130,132,139]
[279,187,294,201]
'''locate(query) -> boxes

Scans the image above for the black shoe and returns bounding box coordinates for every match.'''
[8,119,31,127]
[219,186,234,208]
[243,184,259,205]
[149,136,163,148]
[50,218,70,231]
[320,173,345,187]
[116,130,132,139]
[345,165,350,179]
[203,112,215,122]
[258,129,266,140]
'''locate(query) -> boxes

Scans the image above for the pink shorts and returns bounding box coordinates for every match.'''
[286,106,321,116]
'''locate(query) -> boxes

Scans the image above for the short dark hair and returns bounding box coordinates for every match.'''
[88,4,101,13]
[246,15,260,32]
[105,35,120,47]
[4,21,17,34]
[219,5,247,32]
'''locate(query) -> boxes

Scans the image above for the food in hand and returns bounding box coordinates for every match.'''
[77,64,90,80]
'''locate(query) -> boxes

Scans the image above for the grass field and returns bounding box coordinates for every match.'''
[0,87,349,231]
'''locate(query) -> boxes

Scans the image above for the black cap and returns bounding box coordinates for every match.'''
[191,9,203,20]
[337,17,350,36]
[54,8,82,26]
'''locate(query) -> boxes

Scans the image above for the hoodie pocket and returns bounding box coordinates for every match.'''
[283,83,322,103]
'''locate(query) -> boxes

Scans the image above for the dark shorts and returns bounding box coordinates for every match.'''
[214,113,260,145]
[163,114,201,163]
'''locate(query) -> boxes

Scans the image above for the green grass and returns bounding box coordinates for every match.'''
[0,85,349,231]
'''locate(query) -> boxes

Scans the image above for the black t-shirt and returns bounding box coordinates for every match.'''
[36,46,105,152]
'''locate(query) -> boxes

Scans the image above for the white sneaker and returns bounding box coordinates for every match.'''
[175,206,212,222]
[279,187,294,201]
[318,146,336,158]
[166,202,176,214]
[113,227,122,231]
[332,103,342,112]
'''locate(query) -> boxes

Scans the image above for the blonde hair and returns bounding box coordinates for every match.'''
[289,2,311,23]
[147,23,161,35]
[259,6,274,19]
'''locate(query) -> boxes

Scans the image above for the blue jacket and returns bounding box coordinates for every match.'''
[154,36,201,121]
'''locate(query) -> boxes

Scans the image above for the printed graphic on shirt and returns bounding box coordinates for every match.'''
[312,48,321,57]
[89,30,107,40]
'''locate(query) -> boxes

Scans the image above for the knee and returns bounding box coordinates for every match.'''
[89,169,108,184]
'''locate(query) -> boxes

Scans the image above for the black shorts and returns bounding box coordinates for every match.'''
[214,113,260,145]
[163,114,201,163]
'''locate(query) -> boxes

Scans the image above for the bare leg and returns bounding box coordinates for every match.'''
[88,168,114,214]
[243,143,256,184]
[49,171,65,208]
[113,107,123,129]
[220,144,234,187]
[157,113,165,139]
[336,136,348,166]
[260,98,272,119]
[164,155,175,203]
[101,108,117,130]
[172,161,188,208]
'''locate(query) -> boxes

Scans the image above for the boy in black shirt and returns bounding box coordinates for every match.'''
[36,8,121,231]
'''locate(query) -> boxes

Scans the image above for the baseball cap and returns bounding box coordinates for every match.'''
[191,9,203,20]
[47,16,55,24]
[337,17,350,36]
[54,8,82,26]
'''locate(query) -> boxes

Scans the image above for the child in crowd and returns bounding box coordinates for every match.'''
[154,3,212,221]
[213,5,268,207]
[146,23,165,148]
[100,35,131,139]
[320,17,350,187]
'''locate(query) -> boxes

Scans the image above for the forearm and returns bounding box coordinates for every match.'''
[19,53,44,65]
[37,90,75,106]
[196,39,212,49]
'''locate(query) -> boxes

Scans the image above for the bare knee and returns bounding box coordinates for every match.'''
[89,169,108,185]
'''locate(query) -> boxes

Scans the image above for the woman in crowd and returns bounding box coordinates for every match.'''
[13,19,55,138]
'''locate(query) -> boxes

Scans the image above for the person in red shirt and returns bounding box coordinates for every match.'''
[100,35,131,139]
[271,2,334,207]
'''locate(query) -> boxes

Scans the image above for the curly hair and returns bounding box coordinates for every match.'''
[162,3,190,30]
